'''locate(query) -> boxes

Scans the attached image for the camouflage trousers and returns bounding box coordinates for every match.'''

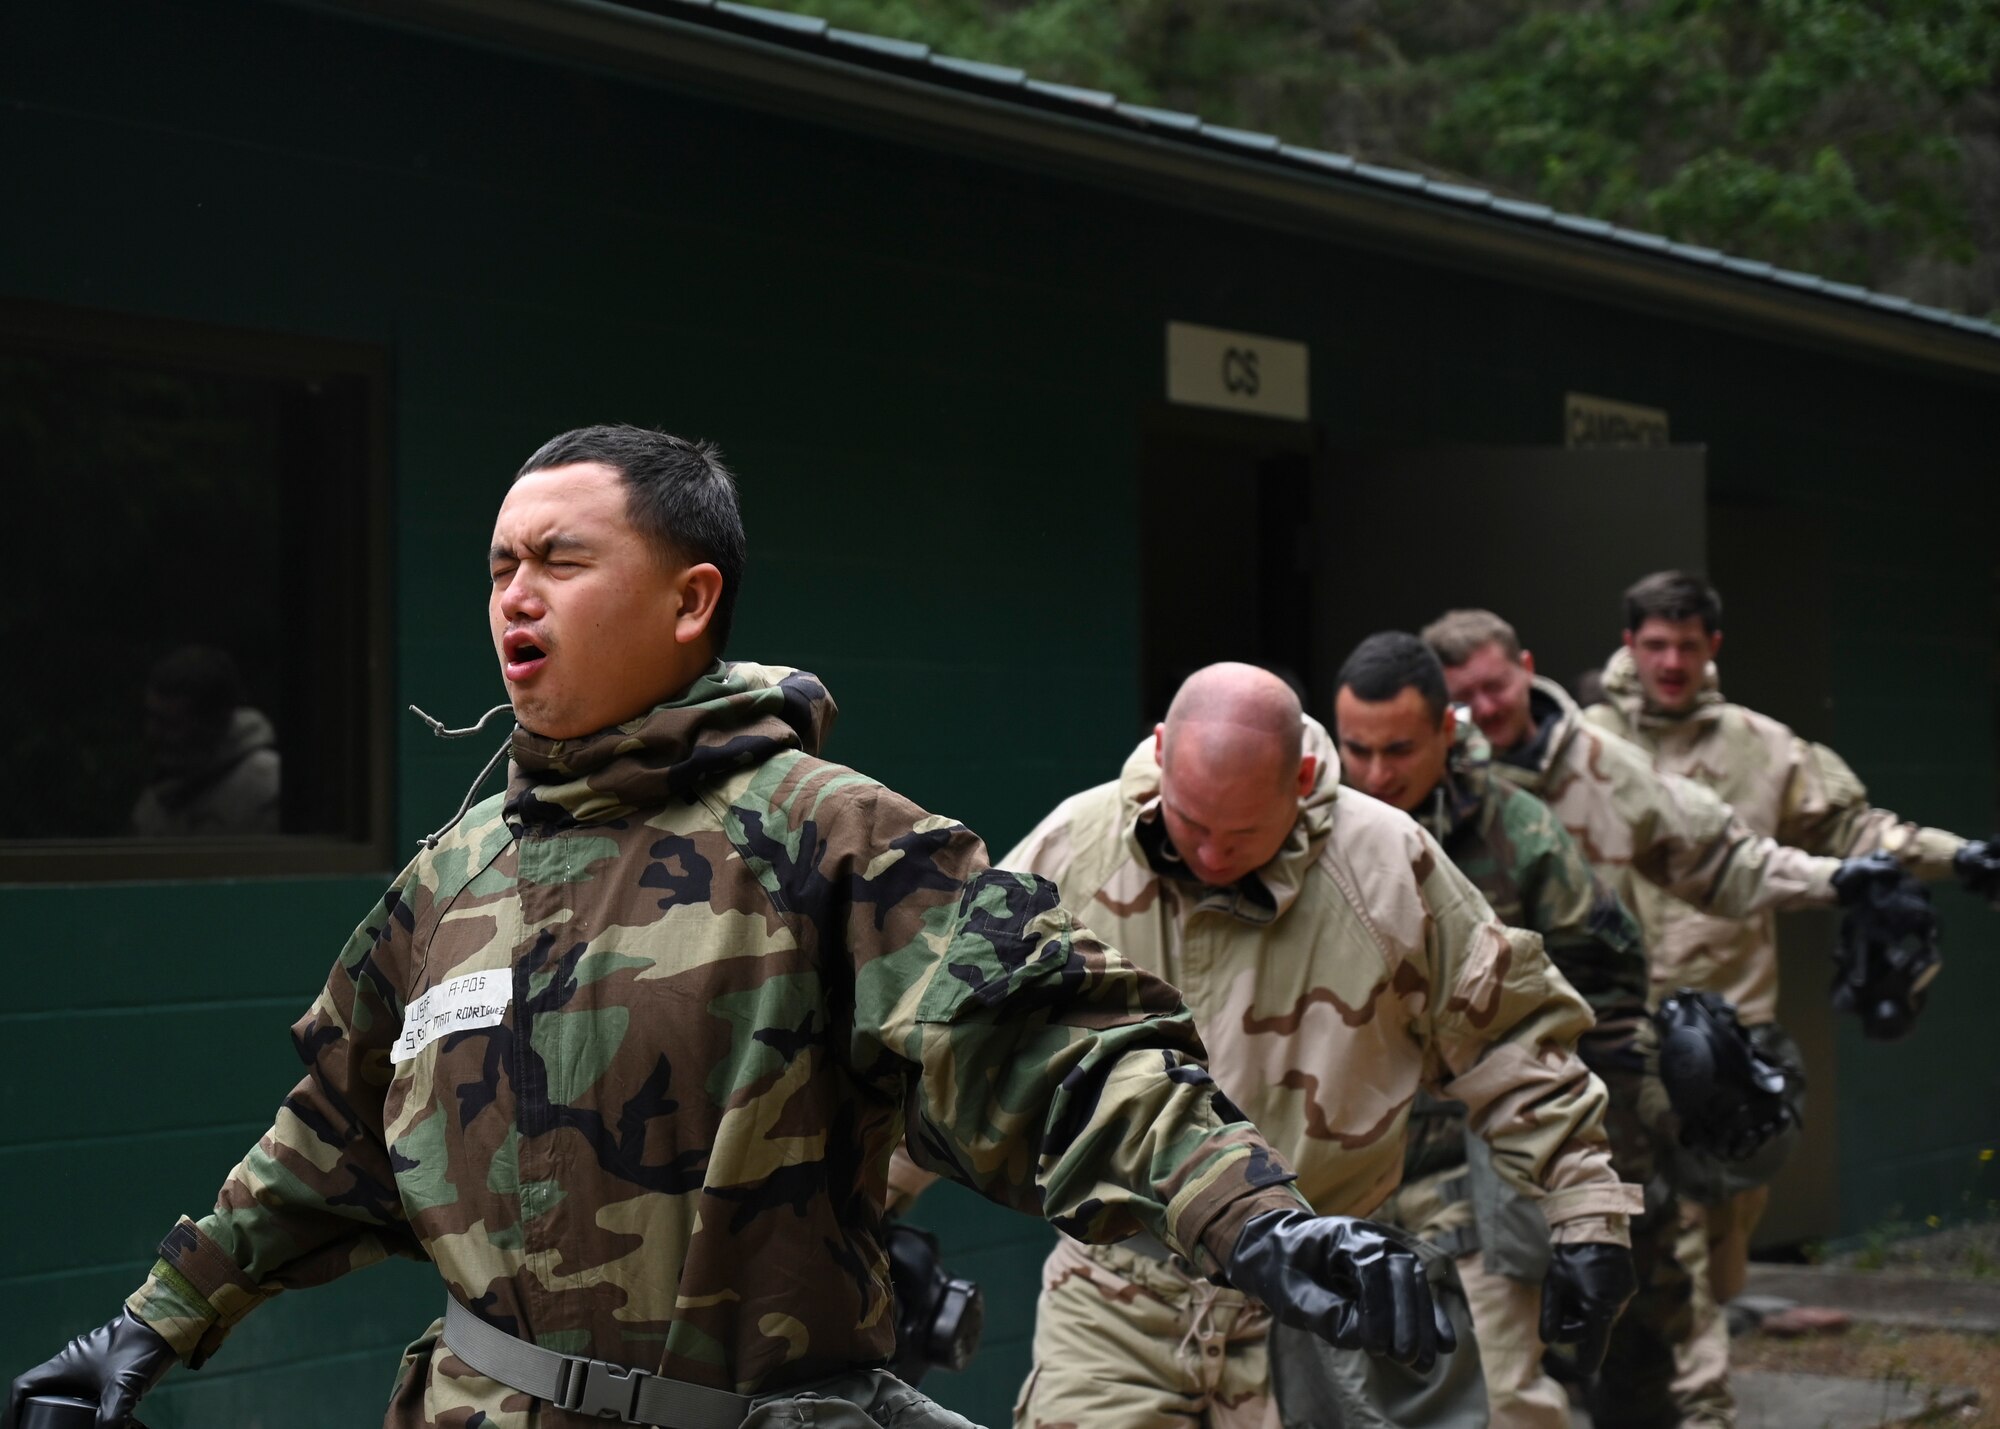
[1660,1021,1796,1429]
[1454,1253,1570,1429]
[1016,1235,1485,1429]
[1666,1198,1748,1429]
[1015,1235,1278,1429]
[1385,1033,1700,1429]
[390,1318,985,1428]
[1699,1185,1769,1306]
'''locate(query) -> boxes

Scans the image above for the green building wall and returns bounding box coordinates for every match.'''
[3,1,1995,1424]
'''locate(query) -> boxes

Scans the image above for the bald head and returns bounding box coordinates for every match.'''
[1153,663,1314,888]
[1161,662,1304,784]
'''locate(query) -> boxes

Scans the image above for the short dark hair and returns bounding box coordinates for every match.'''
[515,424,748,655]
[1623,570,1722,635]
[1336,632,1449,724]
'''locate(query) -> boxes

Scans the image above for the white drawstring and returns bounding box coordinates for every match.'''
[1177,1275,1226,1365]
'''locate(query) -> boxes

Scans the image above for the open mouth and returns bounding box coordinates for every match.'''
[503,630,550,682]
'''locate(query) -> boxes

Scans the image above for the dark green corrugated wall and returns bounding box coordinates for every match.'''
[2,1,1995,1424]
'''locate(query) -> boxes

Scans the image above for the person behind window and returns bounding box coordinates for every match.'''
[130,645,280,837]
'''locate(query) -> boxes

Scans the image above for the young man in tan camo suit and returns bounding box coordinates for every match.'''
[1582,572,1994,1418]
[1424,605,1946,1429]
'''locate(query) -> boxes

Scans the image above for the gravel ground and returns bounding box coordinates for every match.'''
[1732,1221,2000,1422]
[1733,1324,1997,1425]
[1823,1222,2000,1278]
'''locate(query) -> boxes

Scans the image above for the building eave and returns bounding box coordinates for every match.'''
[318,0,2000,384]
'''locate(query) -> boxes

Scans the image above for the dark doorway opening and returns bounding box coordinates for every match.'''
[1138,410,1319,726]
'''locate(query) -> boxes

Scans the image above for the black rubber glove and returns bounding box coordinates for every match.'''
[1832,849,1906,907]
[5,1311,173,1429]
[1538,1242,1636,1379]
[1830,851,1940,1042]
[1953,839,2000,907]
[1226,1208,1455,1374]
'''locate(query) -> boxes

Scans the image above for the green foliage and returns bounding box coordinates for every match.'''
[765,0,2000,310]
[1427,0,2000,283]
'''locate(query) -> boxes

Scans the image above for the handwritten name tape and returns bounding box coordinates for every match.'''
[391,969,511,1064]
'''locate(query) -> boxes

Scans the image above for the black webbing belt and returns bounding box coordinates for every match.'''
[441,1297,754,1428]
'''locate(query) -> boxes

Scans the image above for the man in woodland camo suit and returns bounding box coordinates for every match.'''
[9,427,1451,1429]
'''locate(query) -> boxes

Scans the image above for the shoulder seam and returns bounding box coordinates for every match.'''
[1311,825,1397,975]
[409,796,514,987]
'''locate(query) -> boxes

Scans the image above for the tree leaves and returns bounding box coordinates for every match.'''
[770,0,2000,315]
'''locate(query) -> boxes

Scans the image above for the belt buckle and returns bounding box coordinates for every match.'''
[556,1356,648,1422]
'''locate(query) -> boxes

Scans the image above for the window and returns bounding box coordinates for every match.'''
[0,300,391,880]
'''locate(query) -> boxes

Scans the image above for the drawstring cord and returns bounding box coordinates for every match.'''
[1177,1275,1225,1367]
[408,703,516,849]
[410,703,513,739]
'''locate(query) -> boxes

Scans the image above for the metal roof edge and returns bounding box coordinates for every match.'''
[315,0,2000,380]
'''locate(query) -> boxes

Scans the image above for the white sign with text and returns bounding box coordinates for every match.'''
[1167,322,1310,421]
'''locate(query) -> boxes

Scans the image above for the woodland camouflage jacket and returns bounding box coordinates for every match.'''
[1411,722,1647,1029]
[125,664,1304,1414]
[1586,648,1965,1022]
[999,721,1639,1246]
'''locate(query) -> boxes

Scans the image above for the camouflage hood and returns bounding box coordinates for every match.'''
[1499,674,1590,780]
[505,660,837,829]
[1115,716,1343,924]
[1004,716,1635,1235]
[1412,717,1494,849]
[130,647,1305,1406]
[1599,645,1723,733]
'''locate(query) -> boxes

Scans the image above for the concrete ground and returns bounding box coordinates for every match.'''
[1740,1262,2000,1334]
[1568,1262,1992,1428]
[1572,1371,1972,1428]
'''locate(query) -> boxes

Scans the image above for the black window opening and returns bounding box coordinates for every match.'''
[0,300,391,880]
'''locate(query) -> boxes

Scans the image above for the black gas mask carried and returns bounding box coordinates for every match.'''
[1655,989,1800,1166]
[885,1220,984,1385]
[1830,851,1942,1042]
[1951,837,2000,907]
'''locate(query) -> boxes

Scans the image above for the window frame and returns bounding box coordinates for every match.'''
[0,298,395,883]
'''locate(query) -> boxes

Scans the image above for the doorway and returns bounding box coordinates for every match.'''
[1138,409,1320,725]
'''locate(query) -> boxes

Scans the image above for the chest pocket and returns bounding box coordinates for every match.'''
[381,849,523,1153]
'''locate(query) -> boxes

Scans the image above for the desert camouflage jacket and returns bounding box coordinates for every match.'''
[124,663,1304,1411]
[1001,720,1638,1247]
[1494,675,1843,1020]
[1586,649,1965,1022]
[1412,722,1646,1029]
